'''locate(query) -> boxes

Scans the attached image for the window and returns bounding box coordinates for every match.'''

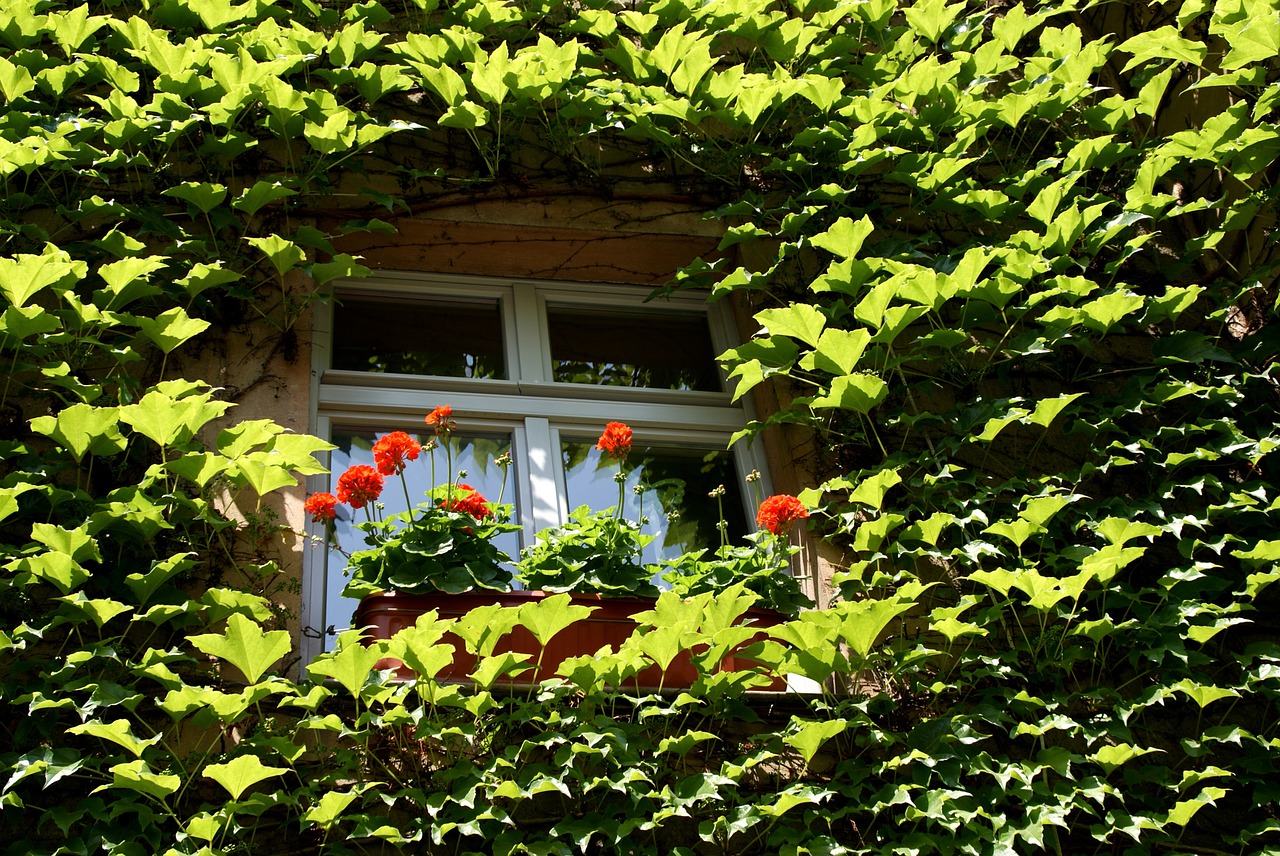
[302,272,770,657]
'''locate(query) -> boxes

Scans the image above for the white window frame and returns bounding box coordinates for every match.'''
[301,271,772,661]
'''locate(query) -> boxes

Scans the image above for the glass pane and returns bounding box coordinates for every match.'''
[547,305,720,391]
[560,439,749,572]
[332,293,506,379]
[321,429,518,648]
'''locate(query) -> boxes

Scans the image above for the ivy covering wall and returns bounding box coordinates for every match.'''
[1,0,1277,854]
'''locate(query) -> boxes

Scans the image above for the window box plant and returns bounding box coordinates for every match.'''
[307,410,812,690]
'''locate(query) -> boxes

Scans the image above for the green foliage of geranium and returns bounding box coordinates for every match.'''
[342,483,520,597]
[662,532,814,617]
[516,504,658,596]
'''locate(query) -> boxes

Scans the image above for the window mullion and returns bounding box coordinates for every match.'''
[511,285,547,382]
[522,416,564,535]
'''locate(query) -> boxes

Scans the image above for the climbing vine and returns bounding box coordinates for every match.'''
[1,0,1277,854]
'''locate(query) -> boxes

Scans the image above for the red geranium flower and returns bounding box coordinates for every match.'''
[445,483,492,520]
[424,405,455,436]
[595,421,632,460]
[304,492,338,523]
[335,464,384,509]
[756,494,809,536]
[372,431,422,475]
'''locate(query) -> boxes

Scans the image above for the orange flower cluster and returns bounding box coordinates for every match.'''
[595,421,632,460]
[445,483,493,520]
[372,430,422,475]
[304,492,337,523]
[335,464,384,509]
[756,494,808,536]
[424,404,455,436]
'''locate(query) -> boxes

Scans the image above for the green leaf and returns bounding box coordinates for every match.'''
[928,597,987,642]
[30,403,126,463]
[802,328,872,375]
[810,216,874,260]
[188,613,291,684]
[1171,678,1239,709]
[811,373,888,412]
[246,235,306,277]
[136,307,211,354]
[0,247,83,307]
[1092,743,1162,773]
[119,387,232,448]
[784,718,847,765]
[203,755,289,801]
[0,55,36,101]
[162,181,228,214]
[303,789,360,829]
[102,760,180,800]
[1117,26,1209,72]
[57,593,131,628]
[837,597,916,658]
[452,603,523,657]
[1165,786,1228,826]
[306,630,384,696]
[1078,290,1145,333]
[847,468,902,510]
[125,553,197,607]
[519,593,596,647]
[756,304,827,347]
[68,719,161,758]
[233,181,297,216]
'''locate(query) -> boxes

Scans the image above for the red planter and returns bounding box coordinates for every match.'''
[352,589,785,690]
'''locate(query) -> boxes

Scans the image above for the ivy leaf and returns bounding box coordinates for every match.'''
[188,613,291,684]
[135,307,211,354]
[119,387,232,448]
[56,593,130,628]
[0,247,83,307]
[1117,26,1209,72]
[233,181,297,216]
[0,55,36,101]
[809,216,874,260]
[811,373,888,413]
[102,760,181,800]
[802,328,872,375]
[1092,743,1163,773]
[203,755,289,801]
[1165,786,1229,827]
[125,553,197,607]
[68,719,161,758]
[305,630,384,697]
[836,597,916,659]
[1170,679,1239,709]
[162,181,228,214]
[784,718,847,765]
[452,604,523,657]
[30,403,126,463]
[519,594,596,647]
[928,597,988,642]
[303,789,361,829]
[178,263,241,299]
[246,235,306,277]
[1078,290,1145,333]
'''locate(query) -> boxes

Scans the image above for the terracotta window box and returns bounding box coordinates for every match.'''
[353,590,786,691]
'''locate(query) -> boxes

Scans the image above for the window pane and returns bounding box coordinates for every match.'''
[561,440,749,570]
[322,430,517,647]
[332,293,506,379]
[547,305,720,391]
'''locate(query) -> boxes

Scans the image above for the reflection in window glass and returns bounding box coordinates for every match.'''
[332,293,506,379]
[547,305,720,391]
[560,440,749,570]
[322,430,517,648]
